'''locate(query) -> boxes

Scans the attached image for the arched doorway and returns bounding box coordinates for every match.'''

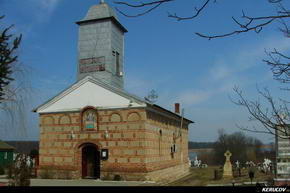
[81,144,100,179]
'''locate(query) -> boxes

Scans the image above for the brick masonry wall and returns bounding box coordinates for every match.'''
[38,107,190,181]
[143,110,189,180]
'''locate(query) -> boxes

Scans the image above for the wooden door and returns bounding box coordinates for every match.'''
[82,145,100,179]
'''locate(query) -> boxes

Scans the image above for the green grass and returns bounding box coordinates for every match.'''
[167,166,274,186]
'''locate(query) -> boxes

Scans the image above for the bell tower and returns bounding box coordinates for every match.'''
[76,0,127,89]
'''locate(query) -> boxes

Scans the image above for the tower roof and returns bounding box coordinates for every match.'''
[81,2,119,22]
[76,1,128,33]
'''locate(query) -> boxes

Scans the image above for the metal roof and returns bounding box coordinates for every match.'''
[76,2,128,33]
[0,140,15,151]
[81,3,119,22]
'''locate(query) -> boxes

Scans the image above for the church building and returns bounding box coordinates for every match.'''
[34,0,194,181]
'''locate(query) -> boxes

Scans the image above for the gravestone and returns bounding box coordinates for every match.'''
[263,158,272,174]
[223,150,233,178]
[194,157,199,167]
[235,160,241,177]
[198,160,202,168]
[235,160,240,168]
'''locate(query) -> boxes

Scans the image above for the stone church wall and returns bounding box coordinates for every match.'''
[38,107,189,181]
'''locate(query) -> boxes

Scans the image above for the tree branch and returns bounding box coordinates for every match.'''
[114,0,173,18]
[196,18,275,40]
[167,0,210,21]
[230,86,290,139]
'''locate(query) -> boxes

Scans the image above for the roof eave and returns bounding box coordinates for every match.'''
[76,16,128,33]
[146,103,194,124]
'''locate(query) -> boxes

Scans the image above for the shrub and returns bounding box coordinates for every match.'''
[0,166,4,175]
[39,169,55,179]
[8,154,31,186]
[213,169,222,180]
[113,175,122,181]
[58,170,72,180]
[102,173,111,181]
[266,176,274,186]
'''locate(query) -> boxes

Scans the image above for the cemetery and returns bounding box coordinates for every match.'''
[169,150,275,186]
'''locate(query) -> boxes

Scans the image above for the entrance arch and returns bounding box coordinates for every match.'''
[81,144,100,179]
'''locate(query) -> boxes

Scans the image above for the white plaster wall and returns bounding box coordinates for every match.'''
[37,81,144,113]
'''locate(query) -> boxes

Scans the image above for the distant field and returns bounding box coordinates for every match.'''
[188,148,214,153]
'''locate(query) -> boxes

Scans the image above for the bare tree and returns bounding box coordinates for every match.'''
[113,1,290,40]
[0,15,22,103]
[230,85,290,139]
[114,0,290,138]
[0,15,32,139]
[213,129,263,165]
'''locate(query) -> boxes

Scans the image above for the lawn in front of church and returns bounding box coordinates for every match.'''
[167,166,274,186]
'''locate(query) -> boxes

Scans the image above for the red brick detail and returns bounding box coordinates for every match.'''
[109,112,123,122]
[127,112,141,122]
[58,114,72,125]
[42,116,55,126]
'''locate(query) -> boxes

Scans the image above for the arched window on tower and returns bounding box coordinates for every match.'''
[116,52,120,76]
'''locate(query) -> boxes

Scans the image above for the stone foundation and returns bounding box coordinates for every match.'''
[144,163,190,182]
[38,163,189,183]
[100,163,189,182]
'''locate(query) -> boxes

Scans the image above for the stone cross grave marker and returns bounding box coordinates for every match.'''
[223,150,233,178]
[224,151,232,161]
